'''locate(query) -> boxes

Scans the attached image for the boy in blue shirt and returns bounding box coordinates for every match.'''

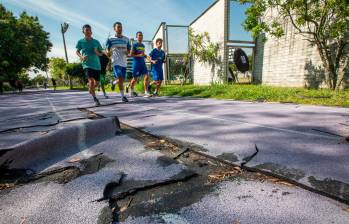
[148,38,166,96]
[129,31,150,97]
[106,22,131,103]
[76,24,103,106]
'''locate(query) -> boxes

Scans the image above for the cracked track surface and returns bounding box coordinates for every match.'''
[1,90,349,223]
[0,134,188,224]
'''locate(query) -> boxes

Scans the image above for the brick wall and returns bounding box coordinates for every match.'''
[253,16,322,87]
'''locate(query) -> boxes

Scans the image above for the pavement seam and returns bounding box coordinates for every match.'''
[96,172,198,202]
[118,121,349,206]
[241,144,260,168]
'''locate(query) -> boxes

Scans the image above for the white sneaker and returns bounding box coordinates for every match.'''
[143,92,151,98]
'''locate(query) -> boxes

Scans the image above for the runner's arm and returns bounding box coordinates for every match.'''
[94,41,103,56]
[146,55,157,64]
[130,47,144,57]
[105,39,112,57]
[76,50,87,61]
[105,48,112,57]
[76,41,87,61]
[126,41,131,56]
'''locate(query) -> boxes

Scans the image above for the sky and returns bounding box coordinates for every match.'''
[1,0,252,63]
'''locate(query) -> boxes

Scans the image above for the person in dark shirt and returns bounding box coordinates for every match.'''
[99,52,110,98]
[51,78,57,91]
[129,31,149,97]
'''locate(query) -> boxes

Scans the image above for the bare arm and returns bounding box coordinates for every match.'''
[76,50,87,61]
[130,49,144,58]
[146,55,157,64]
[105,48,112,57]
[94,48,103,56]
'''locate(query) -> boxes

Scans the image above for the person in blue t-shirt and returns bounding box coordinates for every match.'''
[129,31,150,97]
[147,38,166,96]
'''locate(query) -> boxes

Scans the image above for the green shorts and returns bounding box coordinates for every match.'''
[100,73,106,85]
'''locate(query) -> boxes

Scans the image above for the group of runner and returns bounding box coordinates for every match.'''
[76,22,165,106]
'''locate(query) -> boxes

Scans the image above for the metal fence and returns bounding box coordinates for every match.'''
[165,25,191,84]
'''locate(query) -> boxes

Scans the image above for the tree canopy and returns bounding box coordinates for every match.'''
[241,0,349,89]
[66,63,84,79]
[0,4,52,81]
[48,57,67,81]
[186,29,222,84]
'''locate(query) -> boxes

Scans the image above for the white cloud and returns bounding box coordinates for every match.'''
[6,0,111,39]
[48,43,79,63]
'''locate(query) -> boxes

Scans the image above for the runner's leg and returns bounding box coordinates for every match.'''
[144,75,150,94]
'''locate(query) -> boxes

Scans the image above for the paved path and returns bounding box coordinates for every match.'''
[1,90,349,201]
[92,94,349,201]
[1,90,349,223]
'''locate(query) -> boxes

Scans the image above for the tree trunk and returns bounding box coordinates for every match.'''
[69,76,73,90]
[316,42,337,89]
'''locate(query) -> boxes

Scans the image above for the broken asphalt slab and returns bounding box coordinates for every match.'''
[122,179,349,224]
[0,116,120,172]
[0,133,192,224]
[89,95,349,202]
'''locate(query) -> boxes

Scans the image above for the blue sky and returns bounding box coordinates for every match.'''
[2,0,251,62]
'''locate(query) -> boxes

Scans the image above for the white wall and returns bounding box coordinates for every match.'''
[152,23,165,48]
[190,0,227,85]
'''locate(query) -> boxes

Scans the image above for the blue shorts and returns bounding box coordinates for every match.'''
[152,69,164,81]
[132,63,148,77]
[113,65,126,79]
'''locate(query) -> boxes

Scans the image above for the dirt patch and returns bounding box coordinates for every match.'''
[217,153,239,163]
[253,162,306,181]
[308,176,349,201]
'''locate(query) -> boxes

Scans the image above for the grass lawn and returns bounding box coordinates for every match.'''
[56,86,88,91]
[158,84,349,107]
[55,84,349,107]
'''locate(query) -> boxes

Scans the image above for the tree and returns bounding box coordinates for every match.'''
[65,63,85,85]
[241,0,349,89]
[18,72,32,86]
[184,29,221,84]
[48,57,67,84]
[0,4,52,82]
[31,74,47,86]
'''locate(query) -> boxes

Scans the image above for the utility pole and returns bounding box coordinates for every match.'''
[61,22,72,89]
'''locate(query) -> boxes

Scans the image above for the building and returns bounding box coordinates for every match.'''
[152,0,341,88]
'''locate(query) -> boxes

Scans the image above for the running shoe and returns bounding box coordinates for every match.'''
[143,92,151,98]
[131,92,138,97]
[122,96,129,102]
[94,98,101,106]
